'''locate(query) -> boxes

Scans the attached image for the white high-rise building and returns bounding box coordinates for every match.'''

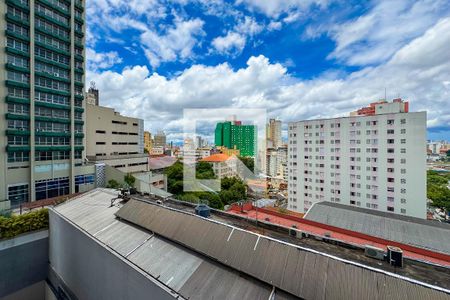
[287,99,427,218]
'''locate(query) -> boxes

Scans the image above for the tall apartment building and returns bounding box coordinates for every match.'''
[267,118,282,149]
[288,99,427,218]
[144,130,152,152]
[153,131,166,148]
[215,121,256,157]
[0,0,95,209]
[85,82,98,105]
[86,103,148,173]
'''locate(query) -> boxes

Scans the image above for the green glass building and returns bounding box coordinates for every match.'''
[215,121,256,157]
[1,0,94,210]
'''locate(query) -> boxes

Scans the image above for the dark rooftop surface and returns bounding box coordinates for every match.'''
[53,189,297,300]
[131,195,450,290]
[120,196,450,298]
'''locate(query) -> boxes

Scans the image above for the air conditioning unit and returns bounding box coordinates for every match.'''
[387,246,403,267]
[364,245,386,261]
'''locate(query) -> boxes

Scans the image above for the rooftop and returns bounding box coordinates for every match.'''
[52,189,295,299]
[201,153,231,163]
[304,202,450,256]
[52,189,450,299]
[148,156,177,170]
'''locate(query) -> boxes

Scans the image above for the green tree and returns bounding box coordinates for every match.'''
[427,170,450,210]
[196,161,215,179]
[238,156,254,173]
[106,179,120,189]
[165,161,184,194]
[124,173,136,187]
[179,193,200,203]
[202,193,223,210]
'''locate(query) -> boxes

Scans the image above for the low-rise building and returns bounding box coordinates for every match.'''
[201,154,237,179]
[86,103,148,173]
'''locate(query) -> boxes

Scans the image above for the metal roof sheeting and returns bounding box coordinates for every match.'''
[53,189,290,300]
[304,202,450,255]
[116,198,450,300]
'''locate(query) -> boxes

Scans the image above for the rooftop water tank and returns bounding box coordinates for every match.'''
[195,204,210,218]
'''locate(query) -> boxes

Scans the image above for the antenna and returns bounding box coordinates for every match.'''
[384,88,387,101]
[90,81,96,89]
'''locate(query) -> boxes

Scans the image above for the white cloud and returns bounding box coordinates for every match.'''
[326,0,450,66]
[268,21,282,31]
[236,0,330,18]
[87,0,205,68]
[88,17,450,140]
[211,16,263,55]
[141,18,205,67]
[86,48,123,71]
[212,32,247,55]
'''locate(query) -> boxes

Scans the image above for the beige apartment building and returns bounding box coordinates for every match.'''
[86,102,148,173]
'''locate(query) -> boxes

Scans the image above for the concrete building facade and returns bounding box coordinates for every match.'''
[85,103,148,173]
[143,130,152,152]
[288,100,427,218]
[153,131,166,148]
[267,118,282,149]
[201,153,237,179]
[0,0,95,209]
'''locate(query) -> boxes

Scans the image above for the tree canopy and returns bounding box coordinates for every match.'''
[427,170,450,211]
[164,161,247,210]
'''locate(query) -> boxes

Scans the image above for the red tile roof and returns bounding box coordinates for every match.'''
[201,153,230,162]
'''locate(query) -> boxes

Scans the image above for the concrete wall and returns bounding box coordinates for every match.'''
[85,104,143,157]
[48,210,176,300]
[0,230,49,298]
[2,281,46,300]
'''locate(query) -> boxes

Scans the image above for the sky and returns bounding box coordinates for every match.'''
[85,0,450,143]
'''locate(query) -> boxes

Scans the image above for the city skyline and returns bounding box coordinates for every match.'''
[85,0,450,142]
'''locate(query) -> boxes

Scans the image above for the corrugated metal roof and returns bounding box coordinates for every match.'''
[115,198,450,300]
[53,189,290,299]
[304,202,450,255]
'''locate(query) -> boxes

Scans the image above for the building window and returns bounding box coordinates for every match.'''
[75,174,95,192]
[401,208,406,214]
[387,206,394,212]
[8,151,29,163]
[8,184,29,208]
[35,177,70,200]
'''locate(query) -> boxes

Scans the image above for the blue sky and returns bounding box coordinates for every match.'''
[86,0,450,142]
